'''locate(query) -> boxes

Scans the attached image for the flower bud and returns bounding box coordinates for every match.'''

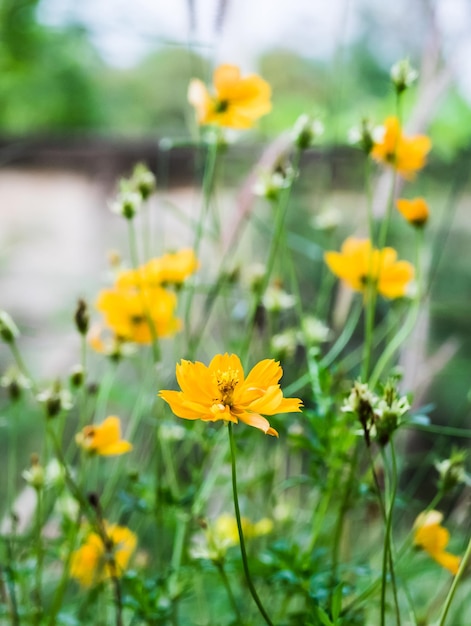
[69,364,84,388]
[37,381,73,419]
[22,454,45,490]
[74,299,89,335]
[435,450,471,494]
[109,190,142,219]
[130,163,156,200]
[1,366,30,401]
[0,311,19,343]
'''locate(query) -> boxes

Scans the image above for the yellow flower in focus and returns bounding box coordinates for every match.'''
[117,249,199,289]
[324,237,414,299]
[70,523,137,587]
[371,116,432,179]
[75,416,132,456]
[396,197,429,227]
[96,285,181,344]
[159,353,302,437]
[188,64,272,129]
[414,510,461,575]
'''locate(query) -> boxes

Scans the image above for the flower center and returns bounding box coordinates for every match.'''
[215,99,229,113]
[130,314,145,326]
[215,368,239,406]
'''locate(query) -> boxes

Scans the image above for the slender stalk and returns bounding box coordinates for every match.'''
[127,218,161,363]
[240,149,301,364]
[215,561,243,624]
[184,136,220,340]
[437,533,471,626]
[228,423,274,626]
[32,489,43,626]
[380,443,400,626]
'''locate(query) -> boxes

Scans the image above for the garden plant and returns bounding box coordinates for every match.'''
[0,59,470,626]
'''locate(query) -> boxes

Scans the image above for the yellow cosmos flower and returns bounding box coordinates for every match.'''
[414,510,461,575]
[396,197,429,227]
[70,523,137,587]
[371,116,432,179]
[75,416,132,456]
[188,64,272,129]
[213,513,273,548]
[159,353,302,437]
[96,285,181,344]
[324,237,414,299]
[117,249,199,289]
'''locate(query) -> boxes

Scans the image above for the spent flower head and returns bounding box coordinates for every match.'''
[1,366,31,401]
[435,450,471,494]
[348,118,376,155]
[253,161,296,202]
[37,381,73,419]
[292,113,324,150]
[129,162,156,199]
[109,189,143,219]
[22,454,45,490]
[390,58,418,94]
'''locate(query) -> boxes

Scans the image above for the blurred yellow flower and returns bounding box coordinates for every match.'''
[159,353,302,437]
[371,116,431,179]
[96,285,181,344]
[70,523,137,587]
[117,249,199,289]
[188,64,272,129]
[396,197,429,227]
[76,416,132,456]
[214,513,273,547]
[192,514,273,561]
[414,510,461,575]
[324,237,414,299]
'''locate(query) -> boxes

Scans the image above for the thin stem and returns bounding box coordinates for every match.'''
[437,533,471,626]
[228,423,274,626]
[215,561,243,624]
[33,489,43,626]
[321,297,363,368]
[240,149,301,364]
[380,443,400,626]
[127,218,161,363]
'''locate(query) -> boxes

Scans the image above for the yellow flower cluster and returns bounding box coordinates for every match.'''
[93,249,199,347]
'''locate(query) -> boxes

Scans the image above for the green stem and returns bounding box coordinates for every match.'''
[330,443,360,594]
[437,533,471,626]
[380,443,400,626]
[321,297,363,368]
[33,489,43,626]
[240,149,301,364]
[215,561,243,624]
[361,283,377,382]
[184,136,220,342]
[369,228,423,388]
[127,218,161,363]
[228,423,273,626]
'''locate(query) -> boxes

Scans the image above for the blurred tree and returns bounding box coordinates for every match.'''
[0,0,102,132]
